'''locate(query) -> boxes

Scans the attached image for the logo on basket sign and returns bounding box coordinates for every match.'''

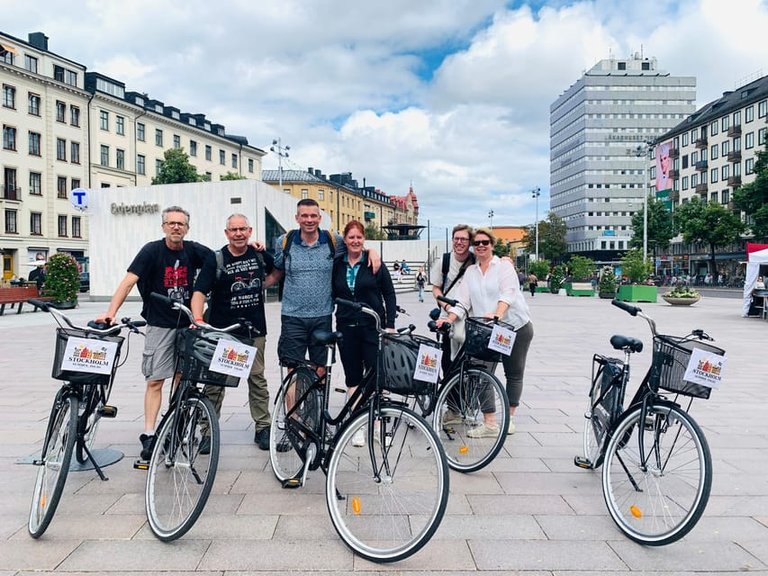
[209,339,257,378]
[683,347,726,389]
[413,344,442,384]
[60,337,118,375]
[488,324,516,356]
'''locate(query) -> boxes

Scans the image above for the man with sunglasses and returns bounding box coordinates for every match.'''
[431,224,476,373]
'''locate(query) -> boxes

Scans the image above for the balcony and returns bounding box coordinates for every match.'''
[727,124,742,137]
[695,160,708,171]
[364,211,376,221]
[670,190,680,202]
[695,183,708,194]
[669,147,680,159]
[728,175,742,187]
[669,168,680,179]
[694,136,708,149]
[2,186,21,201]
[727,150,742,162]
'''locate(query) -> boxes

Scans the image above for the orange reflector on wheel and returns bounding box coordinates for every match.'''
[459,445,469,455]
[351,496,361,515]
[41,495,46,508]
[630,505,643,518]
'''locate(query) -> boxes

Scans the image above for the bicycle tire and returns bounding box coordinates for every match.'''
[269,367,322,482]
[76,384,99,463]
[29,394,78,538]
[326,405,449,563]
[145,394,219,541]
[433,368,509,473]
[583,384,609,470]
[602,401,712,545]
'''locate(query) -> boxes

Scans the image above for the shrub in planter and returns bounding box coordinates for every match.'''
[548,264,566,294]
[620,249,653,284]
[43,253,80,306]
[598,265,617,298]
[528,259,550,282]
[568,255,595,282]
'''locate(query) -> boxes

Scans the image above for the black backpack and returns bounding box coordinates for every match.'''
[441,251,475,293]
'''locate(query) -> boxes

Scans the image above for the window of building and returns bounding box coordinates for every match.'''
[722,189,730,204]
[761,127,768,145]
[53,65,77,86]
[204,172,212,181]
[710,167,718,183]
[721,140,730,156]
[318,189,324,201]
[710,191,718,204]
[721,164,730,180]
[116,148,125,170]
[71,141,80,164]
[691,173,699,187]
[681,132,689,147]
[219,149,225,165]
[28,93,40,116]
[205,145,212,161]
[301,189,309,199]
[721,115,730,131]
[100,183,111,188]
[137,122,145,141]
[72,216,81,238]
[189,140,197,156]
[173,134,180,149]
[231,153,237,169]
[248,158,254,173]
[745,105,754,123]
[734,161,741,177]
[2,84,16,109]
[2,125,16,150]
[116,115,125,135]
[24,54,38,73]
[709,120,718,136]
[746,157,755,175]
[29,172,42,196]
[155,128,163,146]
[691,150,698,164]
[70,105,80,127]
[759,100,768,119]
[155,159,162,175]
[28,131,41,156]
[56,137,67,160]
[137,154,146,175]
[733,110,741,126]
[5,209,17,234]
[57,176,68,198]
[733,136,741,151]
[682,176,689,190]
[58,215,67,237]
[56,100,65,122]
[745,131,754,149]
[30,212,42,235]
[99,110,109,130]
[100,145,109,166]
[71,178,80,191]
[710,143,718,160]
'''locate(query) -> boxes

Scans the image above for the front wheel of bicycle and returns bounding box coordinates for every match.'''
[602,401,712,546]
[29,394,78,538]
[146,394,219,541]
[326,405,449,563]
[269,367,322,482]
[433,368,509,473]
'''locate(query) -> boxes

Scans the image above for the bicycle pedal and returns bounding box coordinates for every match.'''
[133,459,149,471]
[98,405,118,418]
[281,477,303,489]
[573,456,593,469]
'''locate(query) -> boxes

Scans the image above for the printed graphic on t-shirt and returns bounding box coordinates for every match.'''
[227,257,263,310]
[164,259,190,301]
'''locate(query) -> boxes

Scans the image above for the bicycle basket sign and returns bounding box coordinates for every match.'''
[683,347,726,389]
[413,343,442,384]
[487,324,516,356]
[209,339,257,378]
[59,337,119,375]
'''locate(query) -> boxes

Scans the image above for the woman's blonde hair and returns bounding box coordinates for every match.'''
[473,226,496,246]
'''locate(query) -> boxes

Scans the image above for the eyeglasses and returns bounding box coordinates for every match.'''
[227,227,250,233]
[163,221,188,228]
[453,237,470,244]
[473,239,491,247]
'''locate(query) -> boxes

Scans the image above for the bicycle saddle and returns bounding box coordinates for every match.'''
[312,330,343,345]
[610,335,643,353]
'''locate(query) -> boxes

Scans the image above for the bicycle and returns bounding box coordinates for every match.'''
[412,295,510,473]
[141,292,255,541]
[269,298,449,563]
[574,299,725,545]
[27,298,145,538]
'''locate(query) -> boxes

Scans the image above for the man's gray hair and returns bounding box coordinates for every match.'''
[226,213,250,227]
[162,206,191,224]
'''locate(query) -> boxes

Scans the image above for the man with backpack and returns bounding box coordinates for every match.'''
[191,213,280,451]
[431,224,476,374]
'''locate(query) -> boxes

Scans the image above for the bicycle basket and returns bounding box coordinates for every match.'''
[381,333,439,395]
[650,335,725,399]
[464,317,516,362]
[52,327,124,385]
[177,328,242,387]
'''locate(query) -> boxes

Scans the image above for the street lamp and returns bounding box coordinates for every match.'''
[531,187,541,261]
[635,143,651,263]
[270,138,290,189]
[488,210,494,230]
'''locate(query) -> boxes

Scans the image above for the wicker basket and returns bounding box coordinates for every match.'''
[177,329,242,388]
[381,333,439,395]
[464,317,516,362]
[52,327,124,385]
[650,335,725,399]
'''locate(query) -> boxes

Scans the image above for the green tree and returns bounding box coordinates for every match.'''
[674,197,746,275]
[629,196,675,259]
[620,248,652,283]
[364,223,386,240]
[528,259,550,281]
[733,140,768,241]
[43,253,80,304]
[221,171,246,181]
[493,238,510,257]
[567,255,594,281]
[523,212,567,263]
[152,148,201,185]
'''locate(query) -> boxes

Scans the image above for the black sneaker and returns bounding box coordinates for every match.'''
[199,436,211,455]
[254,428,270,451]
[139,433,156,461]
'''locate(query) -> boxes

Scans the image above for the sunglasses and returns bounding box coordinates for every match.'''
[473,239,491,246]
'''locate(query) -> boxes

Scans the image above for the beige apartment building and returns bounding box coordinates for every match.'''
[1,30,264,281]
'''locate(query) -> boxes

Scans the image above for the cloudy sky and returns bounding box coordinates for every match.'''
[5,0,768,232]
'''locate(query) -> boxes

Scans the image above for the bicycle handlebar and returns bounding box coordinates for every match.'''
[334,298,410,335]
[149,292,249,334]
[28,298,145,335]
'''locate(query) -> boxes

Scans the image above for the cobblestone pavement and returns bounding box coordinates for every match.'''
[1,291,766,575]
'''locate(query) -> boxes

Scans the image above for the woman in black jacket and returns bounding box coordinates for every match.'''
[332,220,397,446]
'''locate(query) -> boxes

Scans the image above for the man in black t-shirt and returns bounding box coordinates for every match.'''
[192,214,280,450]
[99,206,212,460]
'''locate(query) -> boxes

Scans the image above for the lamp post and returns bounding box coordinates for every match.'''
[270,138,290,189]
[488,210,494,230]
[531,187,541,261]
[635,143,650,263]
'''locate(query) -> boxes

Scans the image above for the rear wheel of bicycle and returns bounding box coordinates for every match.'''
[29,394,78,538]
[269,367,322,482]
[326,405,449,563]
[602,401,712,545]
[583,380,612,469]
[433,368,509,473]
[146,394,219,541]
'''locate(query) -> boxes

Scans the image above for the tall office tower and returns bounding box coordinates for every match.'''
[550,56,696,260]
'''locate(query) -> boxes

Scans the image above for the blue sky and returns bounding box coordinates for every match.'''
[4,0,768,233]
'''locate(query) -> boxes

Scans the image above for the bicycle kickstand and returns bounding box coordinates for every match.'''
[282,443,317,490]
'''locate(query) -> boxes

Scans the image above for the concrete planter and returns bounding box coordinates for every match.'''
[661,294,701,306]
[565,282,595,297]
[616,284,658,303]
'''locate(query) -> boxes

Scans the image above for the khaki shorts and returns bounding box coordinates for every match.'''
[142,326,178,381]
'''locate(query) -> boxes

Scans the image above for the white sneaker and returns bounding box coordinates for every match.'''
[467,423,500,438]
[352,429,365,447]
[374,430,392,448]
[507,419,516,435]
[442,410,463,425]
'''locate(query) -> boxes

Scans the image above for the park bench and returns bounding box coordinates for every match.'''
[0,286,53,315]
